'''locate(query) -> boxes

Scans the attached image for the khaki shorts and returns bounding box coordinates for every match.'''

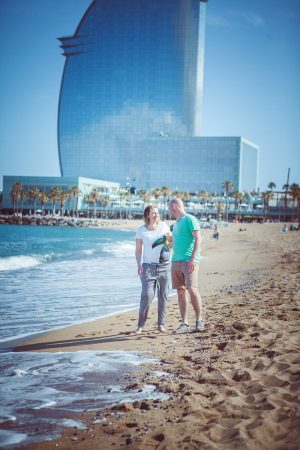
[171,261,199,289]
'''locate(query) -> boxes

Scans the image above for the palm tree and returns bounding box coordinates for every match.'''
[172,190,190,203]
[290,183,300,222]
[38,192,49,215]
[181,191,190,204]
[90,188,99,218]
[197,190,208,202]
[197,190,212,215]
[216,201,225,219]
[222,181,233,222]
[267,182,276,191]
[49,187,61,216]
[69,186,79,217]
[137,189,151,209]
[282,183,290,221]
[19,189,28,216]
[59,191,69,217]
[101,195,111,219]
[222,181,234,196]
[232,190,243,210]
[119,189,129,219]
[151,188,161,201]
[84,194,92,217]
[262,191,273,220]
[11,182,23,215]
[28,187,40,215]
[160,186,171,219]
[10,190,18,215]
[282,183,290,191]
[172,190,182,198]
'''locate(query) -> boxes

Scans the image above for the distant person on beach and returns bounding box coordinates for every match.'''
[135,205,172,334]
[212,224,220,240]
[168,198,204,333]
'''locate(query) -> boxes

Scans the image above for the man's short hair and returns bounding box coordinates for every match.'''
[169,198,184,208]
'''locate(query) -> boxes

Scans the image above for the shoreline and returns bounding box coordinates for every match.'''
[0,216,144,230]
[9,223,300,449]
[13,223,263,354]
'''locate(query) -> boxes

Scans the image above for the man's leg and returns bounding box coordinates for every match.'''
[177,287,189,324]
[187,287,202,321]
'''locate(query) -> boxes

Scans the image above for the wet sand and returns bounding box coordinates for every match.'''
[15,222,300,450]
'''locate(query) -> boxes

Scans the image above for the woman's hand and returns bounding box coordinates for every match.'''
[137,264,143,276]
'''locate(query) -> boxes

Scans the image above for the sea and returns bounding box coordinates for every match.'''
[0,225,167,448]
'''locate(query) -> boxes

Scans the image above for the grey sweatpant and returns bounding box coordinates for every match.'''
[138,263,169,328]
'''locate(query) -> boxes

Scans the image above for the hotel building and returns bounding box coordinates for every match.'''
[57,0,258,193]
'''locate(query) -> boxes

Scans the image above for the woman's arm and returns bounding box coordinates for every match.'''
[135,238,143,275]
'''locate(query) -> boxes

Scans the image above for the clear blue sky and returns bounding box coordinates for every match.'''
[0,0,299,191]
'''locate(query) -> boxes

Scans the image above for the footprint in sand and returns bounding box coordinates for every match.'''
[232,370,251,382]
[241,382,264,395]
[246,418,264,430]
[261,374,287,387]
[216,341,228,351]
[207,425,239,443]
[251,358,267,371]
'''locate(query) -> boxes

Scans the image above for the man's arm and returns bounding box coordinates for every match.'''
[187,230,201,273]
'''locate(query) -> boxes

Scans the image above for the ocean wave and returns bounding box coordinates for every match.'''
[0,429,27,447]
[102,240,135,257]
[82,249,95,255]
[0,255,41,272]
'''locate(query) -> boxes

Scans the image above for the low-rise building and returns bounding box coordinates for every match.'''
[1,176,120,214]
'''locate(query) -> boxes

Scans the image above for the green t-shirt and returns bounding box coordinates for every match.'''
[172,214,201,263]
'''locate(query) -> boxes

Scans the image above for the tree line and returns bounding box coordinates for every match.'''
[8,180,300,220]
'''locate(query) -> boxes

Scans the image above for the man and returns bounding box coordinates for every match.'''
[169,198,204,333]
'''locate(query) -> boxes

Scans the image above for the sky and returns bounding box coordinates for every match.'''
[0,0,299,192]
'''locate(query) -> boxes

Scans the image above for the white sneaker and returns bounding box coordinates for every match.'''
[195,320,204,332]
[174,323,190,334]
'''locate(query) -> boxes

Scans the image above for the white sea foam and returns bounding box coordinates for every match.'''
[0,255,41,272]
[82,249,95,255]
[11,369,28,377]
[61,419,86,429]
[0,414,16,424]
[102,241,135,257]
[33,400,57,410]
[0,429,27,446]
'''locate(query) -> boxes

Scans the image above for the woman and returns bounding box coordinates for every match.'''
[135,205,172,334]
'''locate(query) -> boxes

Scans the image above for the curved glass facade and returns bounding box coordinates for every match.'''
[58,0,207,185]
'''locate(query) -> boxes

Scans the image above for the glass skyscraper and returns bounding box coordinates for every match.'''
[58,0,258,193]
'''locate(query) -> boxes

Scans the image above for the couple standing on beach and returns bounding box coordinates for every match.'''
[135,198,204,334]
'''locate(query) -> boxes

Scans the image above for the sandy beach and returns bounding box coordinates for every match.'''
[14,222,300,450]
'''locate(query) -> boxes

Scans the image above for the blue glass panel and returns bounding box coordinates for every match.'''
[58,0,204,185]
